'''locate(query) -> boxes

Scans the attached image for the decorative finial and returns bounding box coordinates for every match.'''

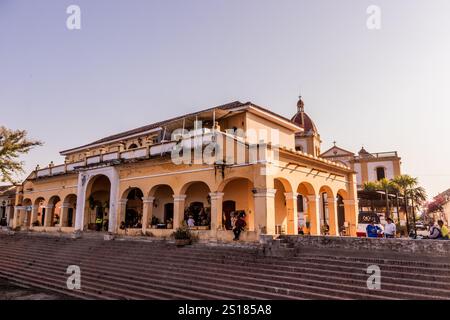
[297,94,304,112]
[333,141,336,146]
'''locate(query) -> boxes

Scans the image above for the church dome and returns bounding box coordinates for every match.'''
[291,97,318,134]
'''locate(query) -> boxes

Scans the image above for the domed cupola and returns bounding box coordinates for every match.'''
[291,96,318,134]
[291,96,321,156]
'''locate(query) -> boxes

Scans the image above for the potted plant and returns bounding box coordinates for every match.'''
[150,215,159,229]
[32,220,40,227]
[173,225,192,246]
[166,218,173,229]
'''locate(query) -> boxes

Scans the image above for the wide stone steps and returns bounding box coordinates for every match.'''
[1,234,449,300]
[3,241,449,299]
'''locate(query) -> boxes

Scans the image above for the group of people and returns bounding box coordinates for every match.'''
[184,207,210,228]
[366,217,449,239]
[427,220,449,240]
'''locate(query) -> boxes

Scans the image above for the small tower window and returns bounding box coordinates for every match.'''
[376,167,386,180]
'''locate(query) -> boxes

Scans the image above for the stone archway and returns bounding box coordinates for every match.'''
[62,194,77,227]
[219,177,255,232]
[46,196,61,227]
[179,181,211,229]
[147,184,175,229]
[318,186,336,235]
[274,178,293,235]
[33,197,45,227]
[120,188,144,229]
[84,174,111,231]
[297,182,318,235]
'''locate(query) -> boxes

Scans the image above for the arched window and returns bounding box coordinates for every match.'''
[376,167,386,180]
[128,143,138,150]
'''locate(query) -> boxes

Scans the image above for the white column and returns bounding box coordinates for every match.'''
[108,169,120,233]
[328,197,339,236]
[307,195,321,235]
[6,205,13,228]
[12,206,21,229]
[116,200,127,232]
[173,194,187,229]
[209,192,224,231]
[285,192,298,235]
[60,205,69,227]
[44,205,54,227]
[253,188,277,235]
[30,205,39,227]
[142,197,155,232]
[75,173,87,231]
[23,207,30,227]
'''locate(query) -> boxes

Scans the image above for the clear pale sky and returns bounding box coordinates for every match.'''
[1,0,449,198]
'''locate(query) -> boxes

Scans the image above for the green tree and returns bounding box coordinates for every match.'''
[0,126,42,183]
[392,175,427,235]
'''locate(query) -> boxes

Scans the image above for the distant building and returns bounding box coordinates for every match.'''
[0,185,17,227]
[320,144,402,190]
[14,98,360,239]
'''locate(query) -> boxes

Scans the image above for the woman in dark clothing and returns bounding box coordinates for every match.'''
[233,215,247,240]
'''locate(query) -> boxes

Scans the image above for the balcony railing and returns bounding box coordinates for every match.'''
[355,151,398,160]
[33,132,216,178]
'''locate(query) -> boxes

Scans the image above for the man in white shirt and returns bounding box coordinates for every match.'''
[384,217,396,238]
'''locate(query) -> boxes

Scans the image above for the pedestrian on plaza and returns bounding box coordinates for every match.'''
[366,219,382,238]
[428,221,442,239]
[437,220,449,240]
[384,217,396,238]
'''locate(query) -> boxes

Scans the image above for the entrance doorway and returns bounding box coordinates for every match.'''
[164,203,174,224]
[222,200,236,230]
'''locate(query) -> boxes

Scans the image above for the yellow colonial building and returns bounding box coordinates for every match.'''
[11,99,359,240]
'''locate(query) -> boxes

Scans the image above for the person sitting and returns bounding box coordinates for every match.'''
[438,220,449,240]
[366,220,382,238]
[428,222,442,239]
[187,215,195,228]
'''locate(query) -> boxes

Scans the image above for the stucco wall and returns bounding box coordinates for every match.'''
[282,235,450,256]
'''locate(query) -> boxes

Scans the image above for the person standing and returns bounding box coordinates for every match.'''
[384,218,396,238]
[366,220,382,238]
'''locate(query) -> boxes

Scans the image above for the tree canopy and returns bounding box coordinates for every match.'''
[0,126,42,183]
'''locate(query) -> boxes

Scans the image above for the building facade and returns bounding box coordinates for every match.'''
[12,99,360,240]
[321,144,402,190]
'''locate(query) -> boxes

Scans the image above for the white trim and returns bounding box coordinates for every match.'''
[272,163,349,185]
[60,127,163,156]
[23,185,77,195]
[120,167,215,182]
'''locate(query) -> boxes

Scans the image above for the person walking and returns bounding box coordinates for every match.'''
[384,217,396,238]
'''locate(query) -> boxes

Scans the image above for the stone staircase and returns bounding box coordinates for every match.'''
[0,232,449,300]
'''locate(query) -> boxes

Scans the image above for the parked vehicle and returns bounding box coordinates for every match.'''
[357,211,384,237]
